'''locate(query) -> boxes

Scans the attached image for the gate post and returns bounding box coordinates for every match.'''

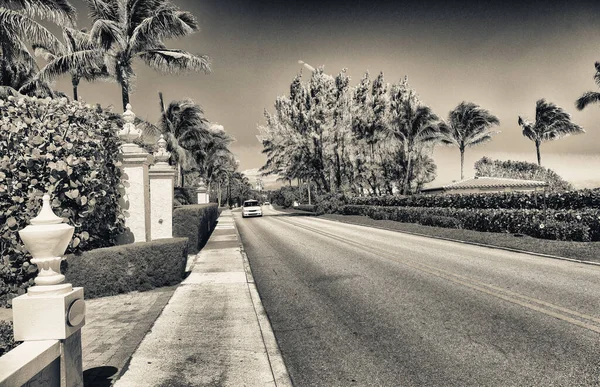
[118,104,152,242]
[196,178,209,204]
[149,135,176,240]
[12,194,86,387]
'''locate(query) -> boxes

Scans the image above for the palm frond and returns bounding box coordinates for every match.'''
[1,0,76,25]
[130,9,198,52]
[84,0,120,22]
[0,9,63,54]
[139,49,211,74]
[33,45,59,61]
[90,19,125,50]
[36,49,105,83]
[576,91,600,111]
[63,27,95,52]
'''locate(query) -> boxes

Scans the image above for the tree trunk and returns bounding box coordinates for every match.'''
[307,179,311,205]
[71,76,80,101]
[460,148,465,180]
[536,140,541,166]
[403,154,412,195]
[121,76,130,111]
[217,182,222,207]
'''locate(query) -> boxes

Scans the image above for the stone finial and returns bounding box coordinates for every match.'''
[153,134,171,165]
[18,193,74,295]
[119,103,142,143]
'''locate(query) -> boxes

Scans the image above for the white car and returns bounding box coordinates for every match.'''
[242,200,262,218]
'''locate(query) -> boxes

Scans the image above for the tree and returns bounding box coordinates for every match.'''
[576,62,600,111]
[518,99,584,166]
[154,92,212,187]
[438,101,500,180]
[0,0,75,95]
[33,28,109,101]
[86,0,211,110]
[389,77,442,195]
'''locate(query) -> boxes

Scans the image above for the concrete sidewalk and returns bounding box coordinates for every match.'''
[115,210,292,386]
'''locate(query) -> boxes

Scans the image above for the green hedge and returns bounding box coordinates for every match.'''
[343,205,599,242]
[347,189,600,210]
[173,204,219,254]
[63,238,188,299]
[295,204,316,212]
[0,321,18,357]
[0,96,124,306]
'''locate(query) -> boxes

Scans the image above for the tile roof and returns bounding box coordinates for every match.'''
[442,177,548,190]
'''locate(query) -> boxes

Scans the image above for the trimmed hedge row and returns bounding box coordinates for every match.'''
[173,204,219,254]
[295,204,316,212]
[347,189,600,210]
[63,237,189,299]
[343,205,600,242]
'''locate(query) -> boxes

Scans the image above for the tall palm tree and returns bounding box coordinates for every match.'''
[518,99,584,166]
[154,92,212,187]
[33,28,109,101]
[576,62,600,111]
[0,0,74,95]
[389,78,441,195]
[86,0,211,110]
[438,101,500,180]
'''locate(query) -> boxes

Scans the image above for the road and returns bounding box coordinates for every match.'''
[235,206,600,387]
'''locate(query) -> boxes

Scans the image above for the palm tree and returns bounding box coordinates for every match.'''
[33,28,109,101]
[389,78,441,195]
[438,102,500,180]
[0,1,75,95]
[86,0,211,110]
[518,99,584,166]
[576,62,600,111]
[154,92,212,187]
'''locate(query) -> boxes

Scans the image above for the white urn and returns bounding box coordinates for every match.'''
[18,194,74,295]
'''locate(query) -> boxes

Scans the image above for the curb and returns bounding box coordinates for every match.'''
[233,214,293,387]
[318,216,600,267]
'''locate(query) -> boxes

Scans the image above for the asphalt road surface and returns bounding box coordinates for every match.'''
[235,206,600,387]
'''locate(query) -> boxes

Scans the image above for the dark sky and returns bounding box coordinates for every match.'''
[61,0,600,187]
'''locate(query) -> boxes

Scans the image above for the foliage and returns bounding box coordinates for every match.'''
[517,99,584,166]
[342,205,599,242]
[0,1,75,96]
[314,192,348,215]
[85,0,210,109]
[0,320,18,356]
[437,101,500,180]
[474,157,572,192]
[259,70,447,197]
[295,204,316,212]
[0,96,124,306]
[63,237,188,299]
[269,186,303,208]
[173,204,219,254]
[347,189,600,210]
[576,62,600,111]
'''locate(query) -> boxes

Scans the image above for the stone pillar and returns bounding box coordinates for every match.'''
[196,178,210,204]
[119,104,152,243]
[12,194,86,387]
[149,135,176,240]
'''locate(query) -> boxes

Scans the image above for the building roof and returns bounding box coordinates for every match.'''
[422,177,548,192]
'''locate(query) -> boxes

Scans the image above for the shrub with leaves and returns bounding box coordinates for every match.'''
[342,205,598,242]
[474,157,572,192]
[348,189,600,210]
[0,96,124,306]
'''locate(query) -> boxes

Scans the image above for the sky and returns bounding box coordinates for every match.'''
[57,0,600,188]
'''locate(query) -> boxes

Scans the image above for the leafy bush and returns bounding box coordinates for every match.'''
[342,205,598,242]
[347,189,600,211]
[0,321,18,356]
[269,186,302,208]
[295,205,316,212]
[0,96,124,306]
[474,157,572,192]
[419,215,462,229]
[173,204,219,254]
[314,192,348,215]
[63,238,188,299]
